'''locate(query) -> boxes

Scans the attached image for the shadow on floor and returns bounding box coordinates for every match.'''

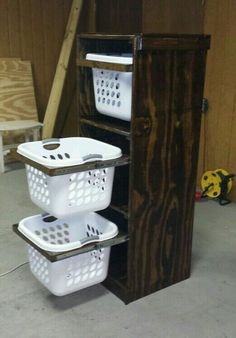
[45,284,110,311]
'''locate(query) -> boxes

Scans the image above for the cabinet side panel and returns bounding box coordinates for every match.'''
[128,48,207,300]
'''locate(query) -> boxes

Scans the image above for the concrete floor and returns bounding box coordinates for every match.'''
[1,164,236,338]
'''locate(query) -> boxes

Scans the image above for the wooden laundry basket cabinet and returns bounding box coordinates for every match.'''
[76,33,210,303]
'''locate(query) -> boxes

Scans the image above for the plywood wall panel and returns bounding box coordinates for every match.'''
[142,0,204,34]
[0,0,74,123]
[7,0,21,56]
[19,0,34,59]
[0,2,10,55]
[96,0,142,33]
[42,1,57,101]
[30,0,45,116]
[203,0,236,201]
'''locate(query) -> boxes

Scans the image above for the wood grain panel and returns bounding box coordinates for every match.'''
[96,0,142,33]
[0,0,74,123]
[0,59,37,121]
[0,1,10,55]
[128,41,208,300]
[142,0,204,34]
[19,0,33,60]
[31,0,45,117]
[202,0,236,201]
[7,0,21,56]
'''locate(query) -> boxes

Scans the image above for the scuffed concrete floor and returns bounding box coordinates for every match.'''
[1,165,236,338]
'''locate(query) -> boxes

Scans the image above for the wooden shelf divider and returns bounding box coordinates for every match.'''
[80,117,130,138]
[13,223,129,263]
[76,58,133,72]
[16,152,130,176]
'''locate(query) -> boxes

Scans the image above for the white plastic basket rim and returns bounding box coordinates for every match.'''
[86,53,133,65]
[18,212,118,252]
[17,137,122,168]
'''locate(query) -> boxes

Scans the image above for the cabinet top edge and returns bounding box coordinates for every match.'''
[77,33,210,50]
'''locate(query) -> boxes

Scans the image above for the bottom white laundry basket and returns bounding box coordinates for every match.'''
[20,212,118,296]
[27,245,111,296]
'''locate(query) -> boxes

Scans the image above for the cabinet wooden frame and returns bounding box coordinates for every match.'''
[77,33,210,304]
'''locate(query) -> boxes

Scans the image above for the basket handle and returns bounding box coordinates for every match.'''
[81,153,103,162]
[42,138,60,150]
[80,235,100,245]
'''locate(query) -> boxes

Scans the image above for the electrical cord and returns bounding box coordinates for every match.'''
[0,261,29,277]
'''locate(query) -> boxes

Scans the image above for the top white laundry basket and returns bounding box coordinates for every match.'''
[86,53,133,121]
[17,137,122,217]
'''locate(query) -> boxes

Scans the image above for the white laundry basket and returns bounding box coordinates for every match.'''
[17,137,122,217]
[86,53,133,121]
[20,212,118,296]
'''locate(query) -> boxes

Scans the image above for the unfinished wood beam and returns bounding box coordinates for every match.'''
[42,0,83,139]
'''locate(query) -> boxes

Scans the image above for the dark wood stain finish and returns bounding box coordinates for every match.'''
[129,37,209,301]
[76,33,210,303]
[13,33,209,304]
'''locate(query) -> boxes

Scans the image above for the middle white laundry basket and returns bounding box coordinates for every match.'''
[19,212,118,296]
[17,137,122,217]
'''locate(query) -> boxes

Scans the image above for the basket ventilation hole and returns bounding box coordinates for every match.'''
[65,153,70,159]
[57,154,63,160]
[50,155,56,160]
[69,173,77,183]
[43,216,57,223]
